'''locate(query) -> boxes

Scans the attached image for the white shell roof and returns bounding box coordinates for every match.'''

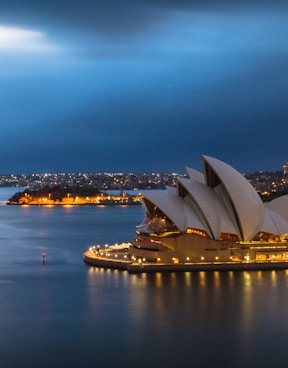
[266,195,288,223]
[259,208,282,235]
[140,155,288,241]
[202,155,265,241]
[178,177,237,239]
[183,196,210,234]
[144,190,211,233]
[143,191,187,231]
[260,207,288,235]
[185,167,205,183]
[165,185,178,196]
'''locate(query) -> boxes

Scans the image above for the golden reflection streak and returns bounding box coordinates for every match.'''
[285,270,288,287]
[155,273,163,288]
[213,271,220,288]
[270,270,277,287]
[185,272,191,287]
[241,271,254,334]
[257,270,263,282]
[199,271,206,287]
[228,271,234,286]
[170,272,177,288]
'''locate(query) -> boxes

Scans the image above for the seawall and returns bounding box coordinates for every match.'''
[83,251,288,274]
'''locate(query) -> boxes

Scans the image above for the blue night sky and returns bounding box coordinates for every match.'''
[1,1,288,175]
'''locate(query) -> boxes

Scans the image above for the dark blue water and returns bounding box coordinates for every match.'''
[0,188,288,368]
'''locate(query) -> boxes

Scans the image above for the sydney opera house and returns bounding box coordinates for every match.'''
[129,155,288,265]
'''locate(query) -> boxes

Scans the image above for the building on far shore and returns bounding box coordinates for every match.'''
[8,191,141,206]
[128,155,288,265]
[284,162,288,177]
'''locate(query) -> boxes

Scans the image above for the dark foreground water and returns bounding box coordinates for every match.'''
[0,188,288,368]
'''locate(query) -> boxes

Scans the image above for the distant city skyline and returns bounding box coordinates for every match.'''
[1,1,288,174]
[0,157,287,176]
[1,167,288,200]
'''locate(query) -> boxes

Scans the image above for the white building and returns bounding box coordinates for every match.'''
[130,155,288,263]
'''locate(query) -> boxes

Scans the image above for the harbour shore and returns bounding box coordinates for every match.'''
[83,247,288,274]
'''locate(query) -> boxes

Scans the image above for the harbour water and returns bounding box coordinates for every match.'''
[0,187,288,368]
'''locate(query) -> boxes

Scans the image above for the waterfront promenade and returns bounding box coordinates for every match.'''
[83,244,288,274]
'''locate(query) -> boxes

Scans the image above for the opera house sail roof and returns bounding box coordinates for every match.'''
[134,155,288,263]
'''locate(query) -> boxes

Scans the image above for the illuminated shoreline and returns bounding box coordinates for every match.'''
[83,246,288,274]
[7,201,140,206]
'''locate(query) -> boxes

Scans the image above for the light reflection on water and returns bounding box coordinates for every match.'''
[84,267,288,367]
[0,189,288,367]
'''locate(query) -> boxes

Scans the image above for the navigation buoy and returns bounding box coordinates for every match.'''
[42,252,46,264]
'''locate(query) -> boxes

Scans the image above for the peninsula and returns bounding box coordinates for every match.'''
[7,185,141,206]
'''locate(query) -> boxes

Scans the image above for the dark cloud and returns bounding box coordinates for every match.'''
[1,1,288,174]
[2,0,288,38]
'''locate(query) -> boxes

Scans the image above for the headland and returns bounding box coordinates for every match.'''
[7,186,141,206]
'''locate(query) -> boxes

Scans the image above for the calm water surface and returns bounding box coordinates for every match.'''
[0,188,288,368]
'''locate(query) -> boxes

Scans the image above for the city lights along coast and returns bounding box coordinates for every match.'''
[7,186,141,206]
[5,155,288,274]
